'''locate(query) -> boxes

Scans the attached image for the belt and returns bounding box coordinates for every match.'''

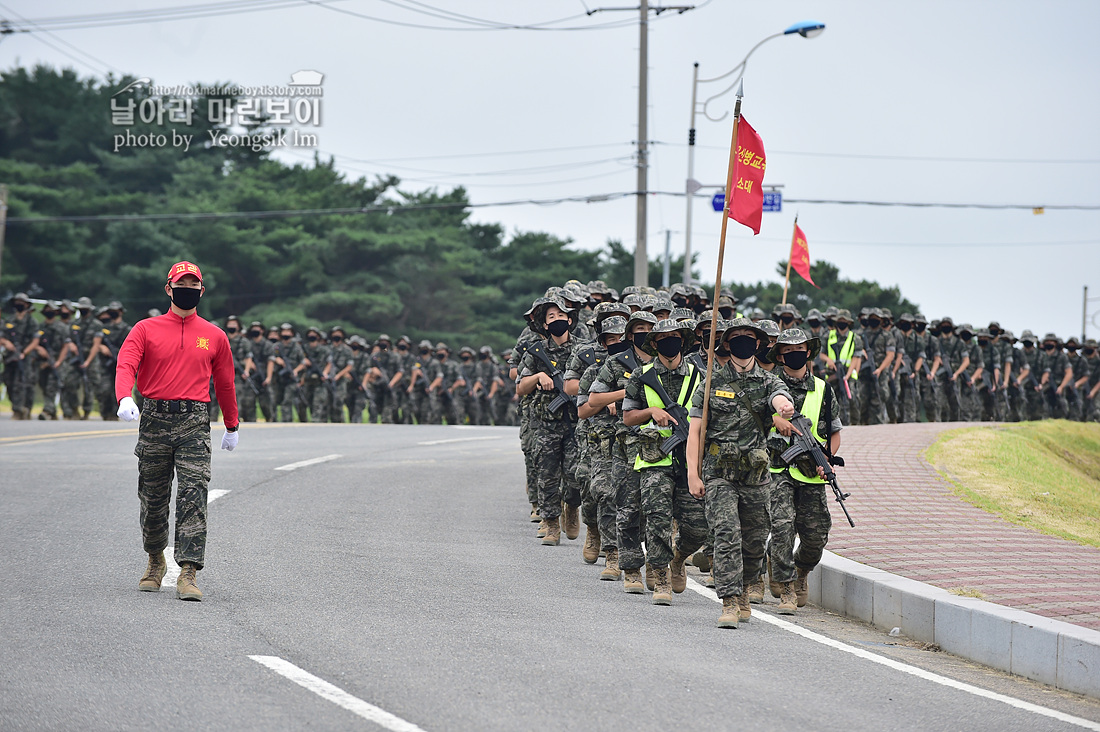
[148,399,206,414]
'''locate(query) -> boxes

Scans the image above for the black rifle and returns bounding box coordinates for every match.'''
[525,341,576,417]
[780,414,855,527]
[234,361,261,395]
[68,327,89,390]
[637,366,697,455]
[937,365,957,403]
[306,356,336,397]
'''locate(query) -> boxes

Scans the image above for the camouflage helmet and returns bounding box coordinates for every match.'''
[1018,329,1036,342]
[397,335,412,345]
[225,314,242,326]
[879,307,893,321]
[76,296,94,310]
[671,307,696,322]
[913,313,928,324]
[418,339,434,350]
[530,297,573,335]
[625,310,658,336]
[1001,329,1016,343]
[608,288,620,302]
[1041,332,1060,344]
[940,315,955,326]
[835,308,854,323]
[716,295,737,313]
[652,296,675,314]
[622,293,647,310]
[957,323,975,336]
[594,302,631,330]
[561,284,588,305]
[721,316,768,344]
[858,307,873,317]
[805,308,824,323]
[898,312,915,324]
[823,306,839,319]
[459,346,476,356]
[376,333,391,343]
[1064,336,1080,348]
[329,325,346,337]
[621,285,642,298]
[1082,338,1097,349]
[59,299,74,311]
[563,278,585,290]
[641,318,696,357]
[758,319,782,339]
[988,320,1001,331]
[279,322,295,331]
[668,283,693,301]
[768,327,821,363]
[146,308,162,318]
[305,326,322,337]
[638,294,660,312]
[11,292,30,303]
[749,307,766,321]
[976,328,993,339]
[249,320,264,329]
[587,279,612,296]
[774,303,798,320]
[435,342,450,353]
[599,315,628,339]
[107,300,125,312]
[692,285,709,302]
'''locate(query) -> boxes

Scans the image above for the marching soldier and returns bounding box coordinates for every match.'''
[2,293,41,419]
[324,327,355,422]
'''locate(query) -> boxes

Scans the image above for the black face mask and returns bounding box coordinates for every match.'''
[859,319,869,328]
[1067,348,1078,355]
[718,308,734,319]
[249,330,262,338]
[779,316,795,327]
[1022,341,1034,349]
[98,317,111,325]
[898,323,911,332]
[60,312,72,321]
[978,340,990,347]
[782,351,809,370]
[281,335,293,341]
[836,322,849,331]
[461,357,472,363]
[43,311,57,320]
[631,332,650,350]
[227,328,239,335]
[170,286,202,311]
[351,346,361,352]
[268,338,278,344]
[307,336,319,343]
[691,303,707,315]
[606,340,632,356]
[960,333,973,342]
[378,343,389,350]
[655,337,683,358]
[397,345,408,352]
[989,329,1000,337]
[435,352,446,360]
[756,345,774,364]
[420,348,430,356]
[914,324,926,333]
[1084,349,1096,357]
[867,319,881,328]
[728,335,758,360]
[807,320,822,330]
[672,297,689,308]
[941,327,954,336]
[1042,344,1055,351]
[13,303,27,312]
[715,345,731,357]
[546,319,571,338]
[479,353,489,361]
[825,319,835,329]
[331,336,343,343]
[107,311,121,320]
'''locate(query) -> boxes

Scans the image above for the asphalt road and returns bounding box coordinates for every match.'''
[3,420,1099,732]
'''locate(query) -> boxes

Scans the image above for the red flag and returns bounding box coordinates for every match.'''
[727,116,766,235]
[790,224,818,288]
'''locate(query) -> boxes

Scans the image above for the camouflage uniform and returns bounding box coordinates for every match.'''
[34,309,70,419]
[858,318,894,425]
[956,326,982,421]
[914,316,940,422]
[823,314,861,426]
[624,354,707,571]
[227,331,255,421]
[1036,334,1071,419]
[893,317,923,423]
[2,303,40,418]
[58,311,86,419]
[425,347,459,424]
[301,334,331,422]
[135,402,213,569]
[78,313,104,418]
[97,311,131,420]
[274,336,307,422]
[453,349,479,425]
[1066,342,1090,421]
[473,348,499,425]
[245,328,275,421]
[407,342,434,425]
[974,333,1002,422]
[566,340,605,537]
[936,323,969,422]
[768,366,842,583]
[1016,335,1045,421]
[576,349,617,551]
[346,337,371,423]
[690,360,792,600]
[1083,341,1100,422]
[391,340,414,424]
[327,336,355,422]
[368,338,401,423]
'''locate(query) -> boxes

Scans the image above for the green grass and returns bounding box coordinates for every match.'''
[924,421,1100,548]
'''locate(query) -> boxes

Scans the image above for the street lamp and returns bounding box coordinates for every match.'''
[682,20,825,285]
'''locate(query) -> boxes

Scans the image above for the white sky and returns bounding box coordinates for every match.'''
[3,0,1099,338]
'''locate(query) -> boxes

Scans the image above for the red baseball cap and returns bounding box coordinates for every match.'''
[167,261,203,283]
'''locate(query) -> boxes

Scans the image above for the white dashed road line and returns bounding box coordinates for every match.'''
[684,578,1100,731]
[249,655,427,732]
[274,454,343,471]
[160,488,230,588]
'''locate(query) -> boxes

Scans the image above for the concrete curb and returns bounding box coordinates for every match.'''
[807,550,1100,699]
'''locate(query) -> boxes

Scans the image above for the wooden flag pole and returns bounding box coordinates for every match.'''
[781,213,798,305]
[697,82,744,454]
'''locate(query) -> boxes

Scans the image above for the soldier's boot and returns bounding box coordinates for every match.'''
[530,503,541,523]
[669,549,689,594]
[599,548,621,581]
[541,518,561,546]
[138,551,167,592]
[582,524,601,564]
[768,557,783,599]
[651,567,672,606]
[562,503,580,541]
[736,593,751,622]
[645,563,657,591]
[176,562,203,602]
[692,552,712,573]
[745,575,765,604]
[795,567,811,608]
[537,519,548,539]
[704,570,715,588]
[622,568,645,594]
[718,597,740,629]
[777,582,798,615]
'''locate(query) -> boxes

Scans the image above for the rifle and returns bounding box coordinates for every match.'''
[780,414,855,527]
[306,356,336,397]
[637,366,696,456]
[525,341,576,417]
[234,361,261,395]
[937,365,957,403]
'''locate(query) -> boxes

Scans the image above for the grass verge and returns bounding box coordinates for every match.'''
[924,420,1100,548]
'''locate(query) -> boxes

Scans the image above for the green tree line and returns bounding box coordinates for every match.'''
[0,65,917,350]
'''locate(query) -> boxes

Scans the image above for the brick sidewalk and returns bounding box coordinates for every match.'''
[825,422,1100,630]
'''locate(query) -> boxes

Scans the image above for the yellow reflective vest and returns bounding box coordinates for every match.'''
[769,375,827,484]
[633,361,698,470]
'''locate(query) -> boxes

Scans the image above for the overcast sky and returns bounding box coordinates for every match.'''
[3,0,1099,339]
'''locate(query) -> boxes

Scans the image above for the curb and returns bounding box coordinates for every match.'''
[807,550,1100,699]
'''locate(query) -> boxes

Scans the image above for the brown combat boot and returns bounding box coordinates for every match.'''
[669,549,689,594]
[692,552,712,573]
[600,548,621,581]
[176,562,203,601]
[542,517,561,546]
[778,582,798,615]
[582,524,601,564]
[651,567,672,606]
[562,503,580,540]
[745,575,765,604]
[623,568,644,594]
[718,597,739,628]
[768,557,783,599]
[537,519,548,539]
[645,563,657,591]
[530,503,540,523]
[795,567,811,607]
[736,593,751,621]
[138,551,167,592]
[704,570,715,588]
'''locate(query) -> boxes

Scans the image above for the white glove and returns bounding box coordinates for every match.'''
[220,427,239,451]
[117,396,140,422]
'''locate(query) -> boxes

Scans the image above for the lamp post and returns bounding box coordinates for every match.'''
[682,20,825,285]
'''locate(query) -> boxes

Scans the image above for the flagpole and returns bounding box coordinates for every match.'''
[781,213,798,305]
[697,80,744,459]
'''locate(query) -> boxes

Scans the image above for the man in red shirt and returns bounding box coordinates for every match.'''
[115,261,239,602]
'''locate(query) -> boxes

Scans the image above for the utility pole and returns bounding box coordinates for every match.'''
[1085,285,1089,341]
[662,228,671,287]
[586,3,695,288]
[0,185,7,286]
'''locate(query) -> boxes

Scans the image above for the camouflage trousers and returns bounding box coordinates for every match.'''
[532,419,581,522]
[2,358,32,414]
[958,378,980,421]
[857,371,888,425]
[978,385,1000,422]
[97,358,119,419]
[348,384,368,423]
[304,380,328,422]
[82,360,99,417]
[58,361,83,418]
[918,375,939,422]
[328,379,351,422]
[370,383,396,423]
[390,384,410,424]
[639,463,707,569]
[35,361,60,418]
[1086,390,1100,422]
[278,380,305,422]
[613,438,645,571]
[586,429,618,549]
[237,376,258,422]
[768,473,831,584]
[476,394,493,425]
[703,476,770,599]
[134,405,212,569]
[896,374,920,423]
[1043,388,1070,420]
[520,416,538,505]
[427,389,450,424]
[936,377,963,422]
[406,388,428,424]
[828,375,853,426]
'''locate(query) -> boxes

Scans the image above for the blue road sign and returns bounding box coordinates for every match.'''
[763,191,782,212]
[711,192,724,212]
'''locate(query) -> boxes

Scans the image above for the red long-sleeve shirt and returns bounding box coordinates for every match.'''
[115,311,239,428]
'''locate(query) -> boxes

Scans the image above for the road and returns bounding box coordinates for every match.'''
[2,420,1099,731]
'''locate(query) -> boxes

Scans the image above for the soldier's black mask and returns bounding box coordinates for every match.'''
[420,348,430,356]
[781,351,809,370]
[268,338,278,344]
[868,319,881,328]
[719,308,734,319]
[331,336,343,343]
[13,303,27,312]
[281,335,292,341]
[960,333,973,342]
[435,352,446,360]
[779,316,795,326]
[979,340,990,347]
[606,341,632,356]
[249,330,262,338]
[728,335,758,360]
[655,337,682,358]
[479,353,489,360]
[1043,343,1055,351]
[397,344,408,351]
[1084,349,1096,356]
[227,327,239,334]
[914,324,926,333]
[631,333,649,350]
[307,336,318,343]
[837,322,850,331]
[378,343,389,350]
[546,319,570,338]
[898,323,911,332]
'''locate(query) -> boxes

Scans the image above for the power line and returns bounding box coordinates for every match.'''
[6,0,315,32]
[660,141,1100,165]
[0,1,121,76]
